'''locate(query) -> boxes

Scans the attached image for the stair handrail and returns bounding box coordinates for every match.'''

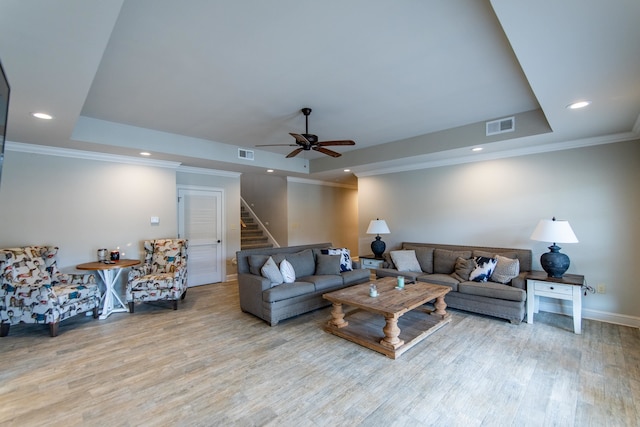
[240,197,280,248]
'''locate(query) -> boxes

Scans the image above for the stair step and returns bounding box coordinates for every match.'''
[241,230,264,237]
[242,235,268,243]
[241,242,274,250]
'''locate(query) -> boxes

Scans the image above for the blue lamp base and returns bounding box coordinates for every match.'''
[540,244,570,278]
[371,235,386,258]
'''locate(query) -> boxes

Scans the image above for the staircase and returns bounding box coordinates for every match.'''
[241,206,273,250]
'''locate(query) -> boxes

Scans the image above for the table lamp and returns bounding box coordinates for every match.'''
[366,219,390,258]
[530,217,578,278]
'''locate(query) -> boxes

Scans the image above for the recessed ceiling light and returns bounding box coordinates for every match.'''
[140,152,151,156]
[267,169,274,173]
[567,101,591,109]
[344,169,351,172]
[472,147,483,152]
[32,112,53,120]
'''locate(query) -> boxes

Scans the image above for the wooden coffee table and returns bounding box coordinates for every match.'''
[323,276,451,359]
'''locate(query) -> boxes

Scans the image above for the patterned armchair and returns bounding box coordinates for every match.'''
[0,246,100,337]
[126,239,188,312]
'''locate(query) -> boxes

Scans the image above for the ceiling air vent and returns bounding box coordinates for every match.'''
[486,116,515,136]
[238,148,254,161]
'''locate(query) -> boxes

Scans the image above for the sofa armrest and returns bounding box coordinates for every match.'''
[352,260,362,269]
[237,273,271,319]
[511,271,528,290]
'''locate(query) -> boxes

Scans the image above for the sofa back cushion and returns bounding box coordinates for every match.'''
[403,244,434,273]
[284,249,315,277]
[434,249,472,274]
[236,243,333,275]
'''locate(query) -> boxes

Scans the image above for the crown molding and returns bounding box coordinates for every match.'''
[5,141,182,169]
[354,131,639,178]
[287,176,357,190]
[177,165,241,178]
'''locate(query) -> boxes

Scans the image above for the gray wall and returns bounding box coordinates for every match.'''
[287,179,359,253]
[0,150,178,268]
[358,139,640,324]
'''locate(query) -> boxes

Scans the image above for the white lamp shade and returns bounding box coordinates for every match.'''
[366,219,390,235]
[530,218,578,243]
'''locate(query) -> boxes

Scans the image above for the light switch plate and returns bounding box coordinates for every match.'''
[150,216,160,225]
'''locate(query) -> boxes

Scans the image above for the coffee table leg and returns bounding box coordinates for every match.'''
[432,295,448,319]
[380,314,404,349]
[329,303,348,328]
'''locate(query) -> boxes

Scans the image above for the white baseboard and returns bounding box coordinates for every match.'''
[538,300,640,329]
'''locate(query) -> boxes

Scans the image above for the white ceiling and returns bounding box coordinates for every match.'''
[1,0,639,183]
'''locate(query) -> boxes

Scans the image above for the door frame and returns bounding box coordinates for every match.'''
[177,184,226,284]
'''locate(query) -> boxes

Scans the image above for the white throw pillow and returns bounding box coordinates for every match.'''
[280,259,296,283]
[491,255,520,284]
[261,256,284,287]
[390,250,422,272]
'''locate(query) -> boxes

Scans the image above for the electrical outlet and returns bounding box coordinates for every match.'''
[597,284,606,294]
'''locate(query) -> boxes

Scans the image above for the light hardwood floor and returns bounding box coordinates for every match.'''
[1,281,639,426]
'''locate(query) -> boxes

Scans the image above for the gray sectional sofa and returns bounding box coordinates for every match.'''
[236,243,370,326]
[374,242,532,324]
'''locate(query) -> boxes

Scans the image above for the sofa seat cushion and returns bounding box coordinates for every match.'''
[300,275,344,291]
[417,273,460,292]
[341,268,371,285]
[458,281,526,302]
[375,268,422,282]
[263,282,316,303]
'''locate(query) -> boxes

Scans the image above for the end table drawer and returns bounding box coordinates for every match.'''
[533,281,572,296]
[361,258,384,269]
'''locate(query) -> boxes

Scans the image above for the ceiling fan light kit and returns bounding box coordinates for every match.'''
[257,107,355,158]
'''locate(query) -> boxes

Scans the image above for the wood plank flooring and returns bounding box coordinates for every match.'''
[1,281,639,426]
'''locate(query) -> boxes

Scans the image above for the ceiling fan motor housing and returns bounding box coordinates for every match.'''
[302,134,318,143]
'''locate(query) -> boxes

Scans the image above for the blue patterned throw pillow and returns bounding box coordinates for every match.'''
[321,248,352,272]
[469,256,497,282]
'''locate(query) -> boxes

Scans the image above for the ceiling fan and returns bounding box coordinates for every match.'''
[257,108,355,158]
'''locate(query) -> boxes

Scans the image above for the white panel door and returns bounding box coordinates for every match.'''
[178,188,223,286]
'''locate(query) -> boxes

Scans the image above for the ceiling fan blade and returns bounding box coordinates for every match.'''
[317,139,356,146]
[313,146,342,157]
[289,133,311,144]
[286,148,304,158]
[256,144,298,147]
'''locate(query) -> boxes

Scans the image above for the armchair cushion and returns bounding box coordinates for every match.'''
[126,239,188,310]
[0,246,100,337]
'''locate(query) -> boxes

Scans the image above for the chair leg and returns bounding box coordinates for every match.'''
[128,302,134,313]
[0,323,9,337]
[49,322,59,337]
[181,289,187,300]
[93,306,99,319]
[173,300,178,310]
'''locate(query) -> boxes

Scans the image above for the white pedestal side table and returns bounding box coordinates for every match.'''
[526,270,585,334]
[76,259,140,319]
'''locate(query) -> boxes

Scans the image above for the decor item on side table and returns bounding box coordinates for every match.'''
[366,218,390,258]
[530,217,578,278]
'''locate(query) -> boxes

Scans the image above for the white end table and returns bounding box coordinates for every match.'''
[526,270,584,334]
[76,259,140,319]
